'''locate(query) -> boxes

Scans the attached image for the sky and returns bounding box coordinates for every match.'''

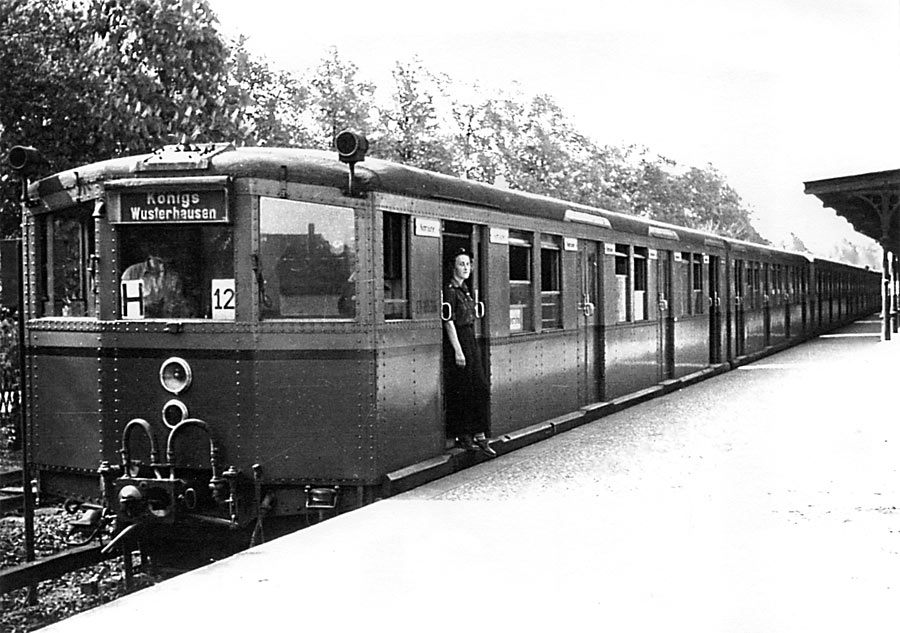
[207,0,900,257]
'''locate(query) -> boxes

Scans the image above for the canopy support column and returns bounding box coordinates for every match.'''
[882,244,892,340]
[851,192,898,341]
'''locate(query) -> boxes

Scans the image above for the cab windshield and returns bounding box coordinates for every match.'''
[118,225,234,319]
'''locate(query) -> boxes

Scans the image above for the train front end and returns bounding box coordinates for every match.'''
[15,144,270,552]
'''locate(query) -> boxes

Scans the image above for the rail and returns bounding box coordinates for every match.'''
[0,544,106,594]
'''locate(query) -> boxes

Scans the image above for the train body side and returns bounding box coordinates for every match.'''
[16,145,881,536]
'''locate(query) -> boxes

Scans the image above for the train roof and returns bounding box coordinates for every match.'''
[25,144,807,258]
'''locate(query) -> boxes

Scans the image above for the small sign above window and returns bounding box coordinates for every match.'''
[490,227,509,245]
[564,237,578,251]
[414,217,440,238]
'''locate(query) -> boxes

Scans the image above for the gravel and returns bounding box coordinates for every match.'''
[1,450,159,633]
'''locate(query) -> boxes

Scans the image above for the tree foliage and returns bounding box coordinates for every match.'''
[223,36,312,147]
[375,57,454,173]
[0,0,241,233]
[306,47,375,149]
[1,2,769,247]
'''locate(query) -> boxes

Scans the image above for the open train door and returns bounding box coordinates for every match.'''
[441,221,489,437]
[576,240,602,403]
[656,249,674,380]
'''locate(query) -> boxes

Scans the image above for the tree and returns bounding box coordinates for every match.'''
[222,36,314,147]
[0,0,239,235]
[781,233,812,254]
[306,47,375,149]
[376,56,454,173]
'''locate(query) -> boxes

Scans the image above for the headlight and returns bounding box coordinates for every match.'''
[162,399,188,428]
[159,357,192,394]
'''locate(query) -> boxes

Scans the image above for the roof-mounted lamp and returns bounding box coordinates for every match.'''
[335,130,368,197]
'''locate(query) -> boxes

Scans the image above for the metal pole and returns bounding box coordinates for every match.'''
[16,176,36,600]
[891,253,900,334]
[882,242,891,341]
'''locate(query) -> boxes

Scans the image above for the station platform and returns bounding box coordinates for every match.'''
[44,318,899,633]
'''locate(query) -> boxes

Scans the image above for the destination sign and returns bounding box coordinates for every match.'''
[117,189,229,224]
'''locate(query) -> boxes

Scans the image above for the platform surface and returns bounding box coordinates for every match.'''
[45,318,899,632]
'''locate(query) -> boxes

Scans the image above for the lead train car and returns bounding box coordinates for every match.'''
[17,142,879,542]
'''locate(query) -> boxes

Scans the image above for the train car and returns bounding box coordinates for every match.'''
[5,136,880,556]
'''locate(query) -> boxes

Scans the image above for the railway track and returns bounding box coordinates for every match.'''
[0,468,110,596]
[0,469,25,514]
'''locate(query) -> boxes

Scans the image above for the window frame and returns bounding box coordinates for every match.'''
[258,196,359,321]
[382,211,410,320]
[508,231,534,334]
[614,243,630,322]
[38,206,96,318]
[540,234,562,330]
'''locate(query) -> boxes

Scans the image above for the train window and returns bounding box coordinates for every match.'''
[119,224,233,319]
[259,197,357,319]
[680,252,692,315]
[383,212,409,320]
[509,231,533,333]
[540,235,562,329]
[615,244,629,322]
[750,262,761,308]
[633,247,648,320]
[692,254,704,314]
[39,208,96,317]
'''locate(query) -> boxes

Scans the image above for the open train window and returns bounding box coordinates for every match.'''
[383,212,409,320]
[118,224,233,319]
[633,247,648,320]
[38,206,96,317]
[259,197,357,319]
[540,235,562,329]
[692,253,704,314]
[615,244,629,322]
[753,262,762,308]
[509,231,533,333]
[679,252,691,315]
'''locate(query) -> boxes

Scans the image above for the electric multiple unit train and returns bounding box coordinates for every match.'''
[5,135,880,552]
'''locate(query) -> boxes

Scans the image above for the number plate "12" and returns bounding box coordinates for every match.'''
[212,279,236,320]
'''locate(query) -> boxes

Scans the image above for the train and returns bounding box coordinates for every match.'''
[5,134,881,556]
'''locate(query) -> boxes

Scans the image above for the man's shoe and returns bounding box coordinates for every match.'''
[473,436,497,457]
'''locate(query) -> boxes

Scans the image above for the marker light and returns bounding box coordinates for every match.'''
[159,357,192,394]
[335,130,368,164]
[162,399,188,429]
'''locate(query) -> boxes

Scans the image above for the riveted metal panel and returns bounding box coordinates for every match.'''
[376,324,442,473]
[253,339,376,482]
[29,334,103,473]
[489,331,580,436]
[604,321,661,400]
[672,316,710,378]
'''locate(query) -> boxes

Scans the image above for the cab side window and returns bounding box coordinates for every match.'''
[259,197,357,319]
[38,207,95,317]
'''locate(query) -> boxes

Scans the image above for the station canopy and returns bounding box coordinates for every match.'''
[804,169,900,247]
